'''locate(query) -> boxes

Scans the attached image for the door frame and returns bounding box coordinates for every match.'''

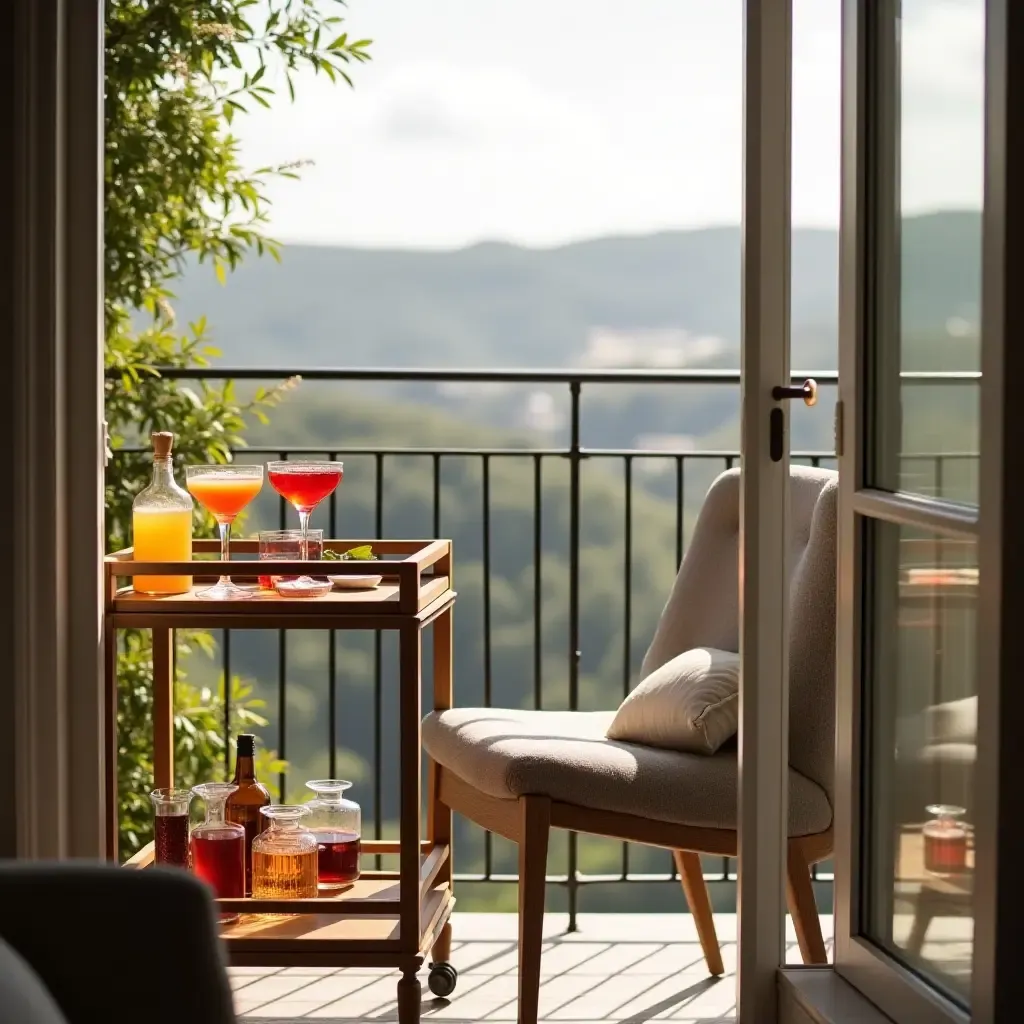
[737,0,793,1020]
[6,0,107,858]
[832,0,1024,1021]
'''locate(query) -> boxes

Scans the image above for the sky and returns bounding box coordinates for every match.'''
[235,0,984,249]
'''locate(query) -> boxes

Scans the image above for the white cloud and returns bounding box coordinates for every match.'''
[231,0,984,246]
[365,63,606,149]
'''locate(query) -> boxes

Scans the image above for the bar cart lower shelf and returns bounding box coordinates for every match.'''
[108,539,459,1023]
[128,838,456,1017]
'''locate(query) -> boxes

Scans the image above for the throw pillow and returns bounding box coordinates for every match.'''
[606,647,740,755]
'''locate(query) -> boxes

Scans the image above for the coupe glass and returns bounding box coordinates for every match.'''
[185,464,264,600]
[266,460,343,594]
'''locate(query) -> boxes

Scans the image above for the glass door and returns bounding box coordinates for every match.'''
[831,0,1007,1020]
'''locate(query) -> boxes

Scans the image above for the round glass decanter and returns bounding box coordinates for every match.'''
[305,780,362,888]
[923,804,969,874]
[251,805,319,899]
[191,783,245,922]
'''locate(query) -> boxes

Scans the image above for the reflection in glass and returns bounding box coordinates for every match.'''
[870,0,984,505]
[866,522,976,1001]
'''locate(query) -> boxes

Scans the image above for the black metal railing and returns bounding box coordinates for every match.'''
[108,366,978,925]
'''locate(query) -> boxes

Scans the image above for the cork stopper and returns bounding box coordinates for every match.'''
[151,431,174,458]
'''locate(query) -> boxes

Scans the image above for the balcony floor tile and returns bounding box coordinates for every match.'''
[233,913,836,1023]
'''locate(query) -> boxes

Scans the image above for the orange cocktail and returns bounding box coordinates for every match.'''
[186,476,263,519]
[185,465,264,600]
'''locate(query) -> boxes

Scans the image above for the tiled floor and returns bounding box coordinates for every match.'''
[231,913,834,1023]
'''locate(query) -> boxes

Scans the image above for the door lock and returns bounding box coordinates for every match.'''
[771,378,818,407]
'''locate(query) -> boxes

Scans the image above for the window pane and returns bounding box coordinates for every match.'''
[865,520,977,1002]
[868,0,984,505]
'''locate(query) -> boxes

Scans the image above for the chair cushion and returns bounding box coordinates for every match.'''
[606,647,740,755]
[423,707,832,836]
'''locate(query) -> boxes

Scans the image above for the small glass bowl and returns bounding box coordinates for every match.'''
[274,578,332,598]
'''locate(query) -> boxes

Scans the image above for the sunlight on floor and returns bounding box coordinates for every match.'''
[231,912,835,1022]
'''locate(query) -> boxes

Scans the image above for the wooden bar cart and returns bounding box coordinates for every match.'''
[104,539,457,1023]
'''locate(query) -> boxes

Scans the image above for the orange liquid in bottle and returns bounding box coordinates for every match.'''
[132,507,193,594]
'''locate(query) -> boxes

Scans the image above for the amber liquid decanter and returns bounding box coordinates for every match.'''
[251,805,319,900]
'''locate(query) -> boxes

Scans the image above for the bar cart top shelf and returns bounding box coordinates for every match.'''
[105,538,453,624]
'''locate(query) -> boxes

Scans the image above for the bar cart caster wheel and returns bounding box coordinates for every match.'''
[427,962,458,998]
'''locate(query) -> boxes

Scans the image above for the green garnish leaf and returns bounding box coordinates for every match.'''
[322,545,377,561]
[342,544,377,561]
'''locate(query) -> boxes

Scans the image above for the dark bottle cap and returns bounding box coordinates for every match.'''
[236,734,256,757]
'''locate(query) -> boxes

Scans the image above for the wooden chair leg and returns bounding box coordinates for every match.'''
[518,796,551,1024]
[673,850,724,976]
[785,842,828,965]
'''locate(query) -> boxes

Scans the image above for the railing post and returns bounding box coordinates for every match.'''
[567,380,582,931]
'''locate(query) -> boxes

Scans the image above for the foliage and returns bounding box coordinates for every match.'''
[104,0,370,857]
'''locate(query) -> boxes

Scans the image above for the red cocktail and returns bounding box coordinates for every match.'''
[268,465,343,512]
[266,461,343,595]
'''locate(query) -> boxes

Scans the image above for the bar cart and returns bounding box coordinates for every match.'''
[105,538,457,1023]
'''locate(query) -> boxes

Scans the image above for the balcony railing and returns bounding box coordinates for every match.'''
[108,366,977,927]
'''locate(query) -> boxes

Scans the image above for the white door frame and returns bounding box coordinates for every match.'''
[737,0,793,1020]
[6,0,107,859]
[831,0,1024,1022]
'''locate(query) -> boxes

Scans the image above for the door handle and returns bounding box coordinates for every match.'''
[771,378,818,407]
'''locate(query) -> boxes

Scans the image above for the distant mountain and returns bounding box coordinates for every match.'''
[167,211,981,371]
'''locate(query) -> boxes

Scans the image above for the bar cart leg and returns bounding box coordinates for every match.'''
[397,966,422,1024]
[152,627,175,790]
[427,921,457,998]
[427,605,457,998]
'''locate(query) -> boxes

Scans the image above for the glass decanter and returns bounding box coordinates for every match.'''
[923,804,969,874]
[251,806,319,899]
[304,779,362,887]
[191,783,245,922]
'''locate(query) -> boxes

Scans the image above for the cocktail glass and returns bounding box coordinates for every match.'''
[185,464,264,600]
[266,460,343,594]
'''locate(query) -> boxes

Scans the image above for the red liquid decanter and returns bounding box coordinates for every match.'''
[191,782,246,922]
[304,779,361,888]
[923,804,969,874]
[150,787,192,869]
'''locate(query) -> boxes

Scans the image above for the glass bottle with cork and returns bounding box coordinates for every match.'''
[131,431,193,594]
[225,733,272,896]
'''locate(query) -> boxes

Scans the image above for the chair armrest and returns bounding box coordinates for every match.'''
[0,863,236,1024]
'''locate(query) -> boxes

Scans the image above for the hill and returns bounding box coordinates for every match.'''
[167,211,981,372]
